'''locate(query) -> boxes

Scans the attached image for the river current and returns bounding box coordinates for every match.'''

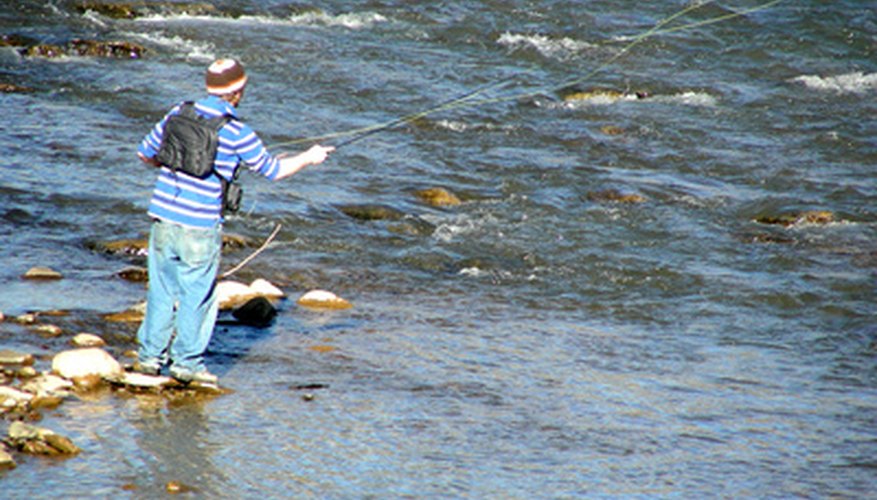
[1,1,875,498]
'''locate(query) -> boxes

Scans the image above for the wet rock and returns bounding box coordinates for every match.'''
[71,333,106,348]
[586,189,647,204]
[0,386,34,407]
[67,39,145,59]
[232,297,277,327]
[297,290,352,310]
[76,1,217,20]
[0,34,38,47]
[414,187,462,207]
[6,422,80,456]
[0,83,34,93]
[117,266,148,282]
[562,88,649,103]
[72,374,104,391]
[217,279,284,310]
[22,266,63,280]
[107,371,173,389]
[0,349,35,366]
[103,302,146,323]
[22,44,65,58]
[21,374,73,398]
[30,324,63,337]
[0,446,15,469]
[52,348,122,380]
[754,210,836,227]
[88,238,148,257]
[600,125,626,136]
[337,203,405,221]
[15,366,37,379]
[14,313,37,324]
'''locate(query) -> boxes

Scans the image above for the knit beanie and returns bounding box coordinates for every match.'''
[206,58,247,95]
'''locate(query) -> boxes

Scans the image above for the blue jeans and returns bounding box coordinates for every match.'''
[137,220,221,373]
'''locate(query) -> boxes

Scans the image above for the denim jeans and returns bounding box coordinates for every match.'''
[137,220,221,373]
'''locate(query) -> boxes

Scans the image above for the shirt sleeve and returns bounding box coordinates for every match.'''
[233,122,281,180]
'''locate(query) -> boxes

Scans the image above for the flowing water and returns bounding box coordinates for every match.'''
[1,0,876,497]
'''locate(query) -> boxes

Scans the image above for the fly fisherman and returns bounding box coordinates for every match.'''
[134,58,334,384]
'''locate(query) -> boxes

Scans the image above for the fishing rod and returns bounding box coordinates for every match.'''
[278,0,785,150]
[330,74,520,150]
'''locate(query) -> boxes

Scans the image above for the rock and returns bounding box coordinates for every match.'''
[297,290,352,310]
[15,366,37,379]
[755,210,836,227]
[337,203,405,221]
[248,278,285,298]
[30,324,63,337]
[217,279,284,310]
[562,89,648,103]
[88,238,149,257]
[107,371,173,389]
[600,125,626,136]
[52,348,122,380]
[232,297,277,327]
[43,433,80,455]
[117,266,148,282]
[415,187,462,207]
[14,313,37,324]
[76,1,217,20]
[7,422,79,456]
[0,446,15,469]
[0,349,35,366]
[22,44,65,58]
[71,333,106,348]
[103,302,147,323]
[0,83,34,94]
[0,34,38,47]
[22,266,63,280]
[67,39,145,59]
[8,421,39,440]
[586,189,647,204]
[0,386,34,406]
[21,374,73,398]
[72,374,104,391]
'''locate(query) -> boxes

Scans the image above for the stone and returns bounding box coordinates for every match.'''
[0,447,15,469]
[562,89,648,103]
[107,371,173,389]
[43,433,80,455]
[14,313,37,324]
[52,348,122,380]
[586,189,647,204]
[22,266,63,280]
[248,278,285,298]
[0,349,35,366]
[337,203,405,221]
[217,279,284,310]
[103,302,147,323]
[117,266,148,282]
[8,422,79,456]
[414,187,462,207]
[72,374,104,391]
[755,210,836,227]
[67,39,145,59]
[0,386,34,406]
[71,333,106,348]
[22,374,73,398]
[0,83,33,94]
[232,297,277,327]
[31,324,63,337]
[76,1,217,20]
[297,290,353,310]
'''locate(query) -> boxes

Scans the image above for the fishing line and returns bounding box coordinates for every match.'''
[276,0,784,149]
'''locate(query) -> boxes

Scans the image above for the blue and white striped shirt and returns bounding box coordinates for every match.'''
[139,95,280,228]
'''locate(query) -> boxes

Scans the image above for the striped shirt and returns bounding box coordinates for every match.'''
[138,95,281,228]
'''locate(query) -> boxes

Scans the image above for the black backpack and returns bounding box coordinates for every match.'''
[155,102,241,212]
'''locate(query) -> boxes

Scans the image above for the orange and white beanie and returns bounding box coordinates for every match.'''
[206,59,247,95]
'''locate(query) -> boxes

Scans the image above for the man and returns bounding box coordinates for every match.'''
[135,58,334,384]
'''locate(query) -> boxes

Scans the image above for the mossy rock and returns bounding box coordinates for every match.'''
[337,203,405,221]
[414,187,462,207]
[754,210,835,227]
[586,189,646,204]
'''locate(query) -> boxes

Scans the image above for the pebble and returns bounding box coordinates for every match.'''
[31,324,63,337]
[0,446,15,469]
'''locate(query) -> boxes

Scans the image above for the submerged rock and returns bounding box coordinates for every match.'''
[414,187,462,207]
[337,203,405,221]
[117,266,148,282]
[0,83,34,93]
[71,333,106,348]
[0,446,15,469]
[232,296,277,327]
[754,210,836,227]
[102,302,147,323]
[6,421,80,456]
[586,189,647,204]
[52,348,122,380]
[76,1,217,19]
[562,88,649,103]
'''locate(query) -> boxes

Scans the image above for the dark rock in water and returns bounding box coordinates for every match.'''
[0,34,38,47]
[76,1,218,19]
[68,39,146,59]
[89,233,253,258]
[22,44,65,58]
[0,83,34,93]
[117,266,148,282]
[414,187,461,207]
[586,189,646,204]
[754,210,836,227]
[337,203,405,221]
[232,297,277,326]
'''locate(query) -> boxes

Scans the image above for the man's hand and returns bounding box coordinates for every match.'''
[275,144,335,180]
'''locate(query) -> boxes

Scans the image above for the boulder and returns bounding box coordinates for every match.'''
[22,266,63,280]
[217,279,284,310]
[586,189,647,204]
[232,297,277,327]
[7,422,80,456]
[52,348,122,380]
[297,290,352,310]
[21,374,72,398]
[337,203,405,221]
[755,210,836,227]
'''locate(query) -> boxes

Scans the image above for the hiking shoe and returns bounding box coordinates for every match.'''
[170,366,218,385]
[132,361,161,376]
